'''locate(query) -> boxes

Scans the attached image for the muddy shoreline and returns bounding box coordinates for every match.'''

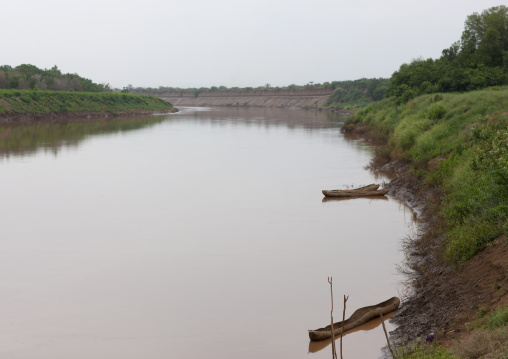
[343,124,508,346]
[0,108,177,124]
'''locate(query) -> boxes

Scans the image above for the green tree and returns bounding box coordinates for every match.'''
[459,5,508,67]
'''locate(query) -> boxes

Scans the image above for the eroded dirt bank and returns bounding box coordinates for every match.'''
[149,89,333,109]
[343,124,508,347]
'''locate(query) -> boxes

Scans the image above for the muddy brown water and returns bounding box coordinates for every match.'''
[0,107,416,358]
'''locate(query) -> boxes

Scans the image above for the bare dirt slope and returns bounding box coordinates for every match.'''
[154,89,332,108]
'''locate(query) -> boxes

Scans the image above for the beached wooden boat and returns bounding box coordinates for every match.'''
[308,297,400,341]
[322,184,388,198]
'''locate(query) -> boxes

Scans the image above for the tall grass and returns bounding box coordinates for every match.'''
[350,86,508,264]
[0,89,173,115]
[487,306,508,328]
[395,339,458,359]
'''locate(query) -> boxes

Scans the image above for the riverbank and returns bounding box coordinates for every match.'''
[343,87,508,356]
[149,88,332,109]
[0,90,176,122]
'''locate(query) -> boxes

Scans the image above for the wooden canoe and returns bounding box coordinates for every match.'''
[322,184,388,198]
[322,189,389,197]
[334,184,380,191]
[308,297,400,341]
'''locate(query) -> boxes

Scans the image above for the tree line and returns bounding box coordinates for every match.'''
[0,64,109,92]
[132,81,345,96]
[388,5,508,104]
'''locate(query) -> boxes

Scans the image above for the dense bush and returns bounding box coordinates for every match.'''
[325,78,389,108]
[0,64,109,92]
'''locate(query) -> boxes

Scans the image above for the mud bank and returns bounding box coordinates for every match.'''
[149,89,332,109]
[0,108,177,123]
[343,124,508,346]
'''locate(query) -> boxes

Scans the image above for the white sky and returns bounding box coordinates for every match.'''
[2,0,506,88]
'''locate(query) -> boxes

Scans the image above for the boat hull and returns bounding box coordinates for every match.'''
[322,189,389,197]
[308,297,400,341]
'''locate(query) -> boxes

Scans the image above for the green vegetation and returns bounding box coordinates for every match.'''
[396,342,457,359]
[346,6,508,265]
[0,89,173,115]
[487,306,508,328]
[394,307,508,359]
[395,326,508,359]
[0,64,108,92]
[323,78,389,109]
[132,81,338,96]
[350,87,508,264]
[388,6,508,104]
[470,306,508,329]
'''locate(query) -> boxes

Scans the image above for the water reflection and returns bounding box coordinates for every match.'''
[0,107,413,359]
[0,116,166,159]
[0,107,348,160]
[174,106,345,130]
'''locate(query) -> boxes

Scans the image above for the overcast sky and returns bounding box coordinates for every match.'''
[2,0,506,89]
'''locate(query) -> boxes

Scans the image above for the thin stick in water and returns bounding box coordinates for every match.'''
[340,295,348,359]
[328,277,337,359]
[380,313,397,359]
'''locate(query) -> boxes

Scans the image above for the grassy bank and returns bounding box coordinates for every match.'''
[345,86,508,356]
[0,89,173,116]
[348,86,508,264]
[394,306,508,358]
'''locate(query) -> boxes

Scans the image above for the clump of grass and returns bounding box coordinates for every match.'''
[486,306,508,328]
[477,307,488,319]
[395,339,458,358]
[450,327,508,359]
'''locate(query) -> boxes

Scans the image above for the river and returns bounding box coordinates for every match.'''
[0,107,415,358]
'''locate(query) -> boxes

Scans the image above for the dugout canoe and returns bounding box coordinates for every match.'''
[322,184,388,198]
[308,297,400,341]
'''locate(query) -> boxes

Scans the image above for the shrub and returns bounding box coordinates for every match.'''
[428,103,447,120]
[487,306,508,328]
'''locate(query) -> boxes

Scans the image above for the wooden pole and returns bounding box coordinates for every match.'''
[340,295,348,359]
[380,313,397,359]
[327,277,337,359]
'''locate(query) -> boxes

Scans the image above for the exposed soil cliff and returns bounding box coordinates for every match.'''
[150,89,333,108]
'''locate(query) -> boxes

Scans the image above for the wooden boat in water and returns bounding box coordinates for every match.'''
[308,310,396,353]
[322,184,388,198]
[308,297,400,341]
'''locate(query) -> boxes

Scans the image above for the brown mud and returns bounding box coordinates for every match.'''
[342,124,508,347]
[0,108,177,123]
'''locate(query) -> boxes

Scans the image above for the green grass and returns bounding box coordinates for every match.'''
[487,306,508,328]
[0,89,173,115]
[395,340,458,358]
[350,86,508,264]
